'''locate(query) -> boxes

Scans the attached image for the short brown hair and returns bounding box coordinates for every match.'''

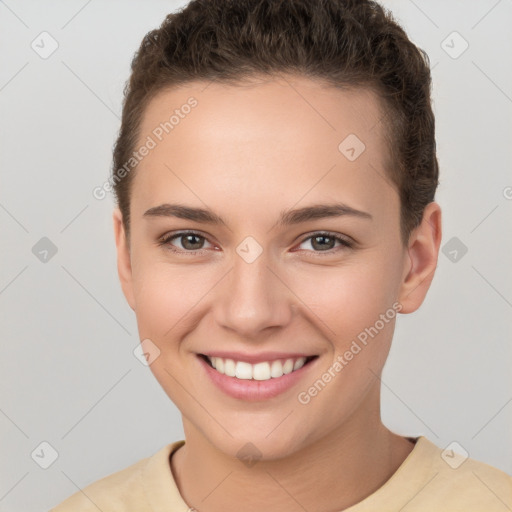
[112,0,439,245]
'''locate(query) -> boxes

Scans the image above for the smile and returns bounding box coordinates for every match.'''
[200,354,317,381]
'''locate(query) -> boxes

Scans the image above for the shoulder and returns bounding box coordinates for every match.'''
[49,442,182,512]
[351,436,512,512]
[411,437,512,511]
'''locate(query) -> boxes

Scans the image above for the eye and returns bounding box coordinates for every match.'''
[295,232,353,254]
[157,230,353,256]
[158,231,215,253]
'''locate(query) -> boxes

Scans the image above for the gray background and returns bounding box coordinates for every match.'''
[1,1,511,511]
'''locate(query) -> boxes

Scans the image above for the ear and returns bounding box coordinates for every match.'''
[398,202,442,314]
[113,208,136,311]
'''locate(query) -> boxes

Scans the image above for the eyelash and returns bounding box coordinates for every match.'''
[157,230,354,256]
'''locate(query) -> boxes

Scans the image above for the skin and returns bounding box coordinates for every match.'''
[113,74,442,512]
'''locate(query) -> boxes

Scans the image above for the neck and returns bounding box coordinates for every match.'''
[170,385,414,512]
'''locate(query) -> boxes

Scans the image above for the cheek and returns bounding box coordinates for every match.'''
[292,264,399,409]
[286,252,402,384]
[293,259,399,331]
[130,262,208,400]
[132,271,170,338]
[131,257,214,342]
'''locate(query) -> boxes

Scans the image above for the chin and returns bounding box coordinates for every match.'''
[198,421,314,464]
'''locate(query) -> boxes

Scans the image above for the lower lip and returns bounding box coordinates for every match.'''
[197,355,318,401]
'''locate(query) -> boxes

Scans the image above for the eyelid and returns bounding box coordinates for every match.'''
[294,231,354,253]
[157,230,217,253]
[158,229,354,255]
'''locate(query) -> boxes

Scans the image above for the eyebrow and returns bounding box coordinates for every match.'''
[143,202,372,227]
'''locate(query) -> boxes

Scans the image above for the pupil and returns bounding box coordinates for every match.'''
[313,235,333,251]
[183,234,203,250]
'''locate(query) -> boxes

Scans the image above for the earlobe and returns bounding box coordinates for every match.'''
[112,208,136,311]
[398,202,442,314]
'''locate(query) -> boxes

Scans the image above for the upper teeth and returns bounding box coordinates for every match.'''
[207,356,308,381]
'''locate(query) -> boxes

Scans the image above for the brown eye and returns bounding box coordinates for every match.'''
[310,234,336,251]
[179,233,205,250]
[158,231,214,253]
[297,232,353,254]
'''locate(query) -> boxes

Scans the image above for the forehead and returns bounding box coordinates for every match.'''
[140,75,388,149]
[132,75,398,229]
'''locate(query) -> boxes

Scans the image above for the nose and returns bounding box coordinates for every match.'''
[213,249,295,339]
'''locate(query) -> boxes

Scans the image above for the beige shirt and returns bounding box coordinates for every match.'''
[50,436,512,511]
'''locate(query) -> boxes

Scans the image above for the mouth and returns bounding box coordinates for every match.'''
[198,353,319,381]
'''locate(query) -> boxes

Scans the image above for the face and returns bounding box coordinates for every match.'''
[114,75,440,460]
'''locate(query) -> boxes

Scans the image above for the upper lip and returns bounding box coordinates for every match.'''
[199,351,318,364]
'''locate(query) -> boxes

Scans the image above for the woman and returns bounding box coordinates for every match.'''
[51,0,512,510]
